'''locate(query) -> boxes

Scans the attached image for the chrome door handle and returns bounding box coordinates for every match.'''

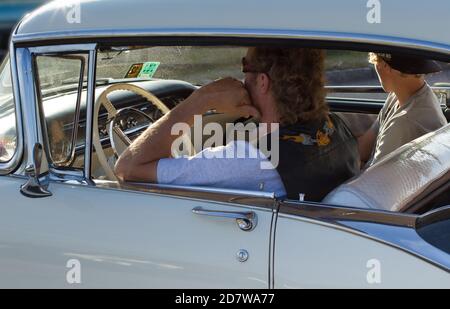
[192,207,257,231]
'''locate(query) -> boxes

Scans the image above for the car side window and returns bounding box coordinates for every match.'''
[0,57,17,163]
[34,54,87,169]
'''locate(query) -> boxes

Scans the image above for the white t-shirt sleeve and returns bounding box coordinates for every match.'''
[157,141,286,197]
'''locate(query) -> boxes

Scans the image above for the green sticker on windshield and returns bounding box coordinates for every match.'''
[138,61,160,78]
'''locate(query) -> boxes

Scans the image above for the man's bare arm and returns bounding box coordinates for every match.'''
[358,128,377,164]
[114,78,259,182]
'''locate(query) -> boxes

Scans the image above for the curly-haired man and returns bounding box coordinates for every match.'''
[115,47,360,201]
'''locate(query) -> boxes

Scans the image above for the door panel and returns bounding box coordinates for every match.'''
[0,177,273,288]
[274,215,450,288]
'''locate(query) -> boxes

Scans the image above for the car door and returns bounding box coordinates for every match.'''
[274,201,450,288]
[0,177,275,288]
[0,45,275,288]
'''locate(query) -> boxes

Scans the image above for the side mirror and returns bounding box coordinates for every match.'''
[20,143,52,198]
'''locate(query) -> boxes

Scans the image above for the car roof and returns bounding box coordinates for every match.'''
[13,0,450,49]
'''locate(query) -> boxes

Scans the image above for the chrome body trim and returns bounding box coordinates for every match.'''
[9,29,450,55]
[84,48,97,181]
[268,206,278,289]
[126,181,276,200]
[279,201,450,272]
[0,24,25,175]
[93,179,276,210]
[48,168,85,184]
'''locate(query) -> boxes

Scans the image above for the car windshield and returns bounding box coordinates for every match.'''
[0,54,17,163]
[0,54,13,109]
[96,46,247,86]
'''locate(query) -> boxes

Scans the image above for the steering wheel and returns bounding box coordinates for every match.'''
[93,83,194,181]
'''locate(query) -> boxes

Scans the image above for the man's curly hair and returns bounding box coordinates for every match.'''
[251,47,328,125]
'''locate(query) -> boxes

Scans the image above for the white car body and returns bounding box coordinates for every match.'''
[0,0,449,288]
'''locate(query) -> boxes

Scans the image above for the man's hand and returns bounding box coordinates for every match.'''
[191,77,260,118]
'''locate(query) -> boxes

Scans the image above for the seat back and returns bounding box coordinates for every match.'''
[323,124,450,212]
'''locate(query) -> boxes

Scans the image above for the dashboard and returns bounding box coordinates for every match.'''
[94,80,196,142]
[41,79,197,166]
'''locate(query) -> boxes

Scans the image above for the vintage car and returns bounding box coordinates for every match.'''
[0,0,449,288]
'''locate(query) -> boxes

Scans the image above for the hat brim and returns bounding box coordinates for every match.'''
[379,54,443,74]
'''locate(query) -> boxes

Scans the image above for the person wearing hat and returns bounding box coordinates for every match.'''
[358,52,447,167]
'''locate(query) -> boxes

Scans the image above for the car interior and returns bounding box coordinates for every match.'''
[33,45,450,215]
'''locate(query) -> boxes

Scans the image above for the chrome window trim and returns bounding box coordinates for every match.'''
[417,206,450,228]
[0,25,25,174]
[48,167,85,184]
[82,179,277,211]
[27,45,98,54]
[26,44,97,183]
[84,48,97,183]
[278,201,450,272]
[11,29,450,55]
[16,46,39,175]
[280,202,417,228]
[6,170,277,209]
[33,54,86,168]
[123,181,276,200]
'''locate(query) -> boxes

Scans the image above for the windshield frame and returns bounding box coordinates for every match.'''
[0,50,23,175]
